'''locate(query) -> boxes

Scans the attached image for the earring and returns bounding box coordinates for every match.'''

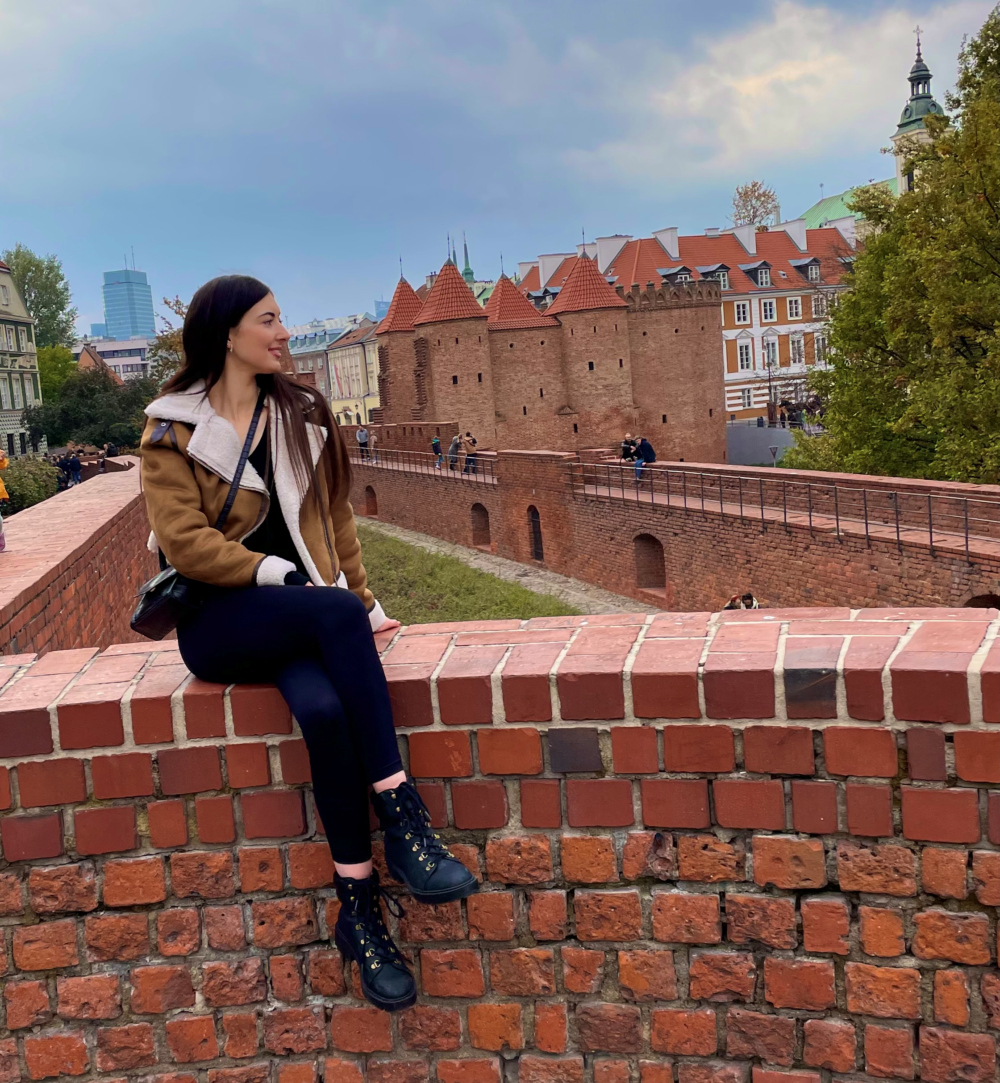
[227,342,233,351]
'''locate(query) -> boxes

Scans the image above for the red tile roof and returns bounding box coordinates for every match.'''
[377,278,424,334]
[486,276,558,330]
[518,264,540,294]
[603,228,850,295]
[544,256,628,315]
[413,261,486,325]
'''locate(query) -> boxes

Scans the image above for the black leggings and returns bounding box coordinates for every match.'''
[177,585,403,863]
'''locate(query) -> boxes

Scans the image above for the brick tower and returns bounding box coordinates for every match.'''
[412,260,494,443]
[372,276,424,424]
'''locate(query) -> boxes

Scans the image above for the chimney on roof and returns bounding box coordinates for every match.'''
[705,227,720,238]
[652,227,679,260]
[425,272,438,289]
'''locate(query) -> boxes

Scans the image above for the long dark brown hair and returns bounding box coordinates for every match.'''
[162,275,351,512]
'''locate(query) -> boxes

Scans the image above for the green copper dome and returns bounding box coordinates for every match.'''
[895,42,943,135]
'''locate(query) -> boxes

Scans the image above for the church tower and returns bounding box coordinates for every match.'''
[891,33,944,193]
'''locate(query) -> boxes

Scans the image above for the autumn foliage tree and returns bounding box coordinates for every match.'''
[784,9,999,484]
[731,180,780,228]
[148,296,187,386]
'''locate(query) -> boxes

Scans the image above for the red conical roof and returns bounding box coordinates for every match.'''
[544,255,627,316]
[486,275,558,330]
[377,277,424,334]
[413,260,485,325]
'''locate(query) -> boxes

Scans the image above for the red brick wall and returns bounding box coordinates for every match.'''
[350,462,501,552]
[490,328,575,451]
[420,318,495,446]
[0,466,157,657]
[0,608,997,1081]
[626,291,726,463]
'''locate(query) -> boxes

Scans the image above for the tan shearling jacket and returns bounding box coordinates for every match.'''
[139,381,387,630]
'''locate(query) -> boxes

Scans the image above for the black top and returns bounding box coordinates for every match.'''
[247,423,308,580]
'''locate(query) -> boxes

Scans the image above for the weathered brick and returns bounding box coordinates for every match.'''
[845,962,921,1019]
[262,1007,326,1054]
[688,951,755,1002]
[575,1002,642,1054]
[130,965,196,1013]
[28,864,98,913]
[912,909,990,965]
[202,959,268,1007]
[650,1008,717,1056]
[726,895,796,949]
[801,896,850,955]
[400,1005,463,1052]
[466,1003,522,1052]
[725,1008,794,1066]
[165,1014,220,1063]
[419,949,485,997]
[652,892,721,944]
[560,835,617,883]
[763,957,835,1011]
[574,890,642,941]
[57,974,122,1020]
[562,946,604,994]
[618,948,677,1001]
[85,913,150,962]
[802,1017,856,1073]
[753,835,826,889]
[490,948,554,996]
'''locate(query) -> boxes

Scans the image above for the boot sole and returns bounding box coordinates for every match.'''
[387,863,480,905]
[335,929,417,1013]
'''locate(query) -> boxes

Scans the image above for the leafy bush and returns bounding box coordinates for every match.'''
[2,456,59,514]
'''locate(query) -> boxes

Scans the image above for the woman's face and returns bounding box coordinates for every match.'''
[228,293,290,374]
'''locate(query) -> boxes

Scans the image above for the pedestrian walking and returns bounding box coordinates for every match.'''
[138,275,478,1015]
[68,453,82,486]
[461,431,478,475]
[368,429,379,464]
[431,435,443,469]
[355,425,369,460]
[633,436,656,482]
[447,433,460,471]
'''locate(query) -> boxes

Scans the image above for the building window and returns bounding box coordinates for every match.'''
[522,406,527,415]
[539,388,544,397]
[740,389,752,409]
[763,338,778,366]
[572,423,578,433]
[715,271,730,290]
[816,335,829,363]
[738,342,752,370]
[787,297,802,320]
[10,378,22,410]
[0,285,8,305]
[477,372,482,382]
[22,376,33,404]
[808,263,820,282]
[588,361,594,371]
[757,268,771,287]
[791,336,805,365]
[675,273,692,283]
[0,378,9,409]
[761,299,776,322]
[662,414,667,423]
[452,375,458,384]
[5,433,12,455]
[735,301,750,324]
[17,328,26,351]
[19,432,25,456]
[813,293,828,317]
[619,358,623,367]
[4,327,13,350]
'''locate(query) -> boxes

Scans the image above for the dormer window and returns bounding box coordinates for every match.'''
[808,264,820,282]
[716,272,730,290]
[675,273,692,283]
[757,268,771,287]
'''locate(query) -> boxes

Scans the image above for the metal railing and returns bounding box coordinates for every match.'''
[571,461,1000,562]
[348,446,497,485]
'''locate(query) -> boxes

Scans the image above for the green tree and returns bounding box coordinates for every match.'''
[147,296,187,386]
[35,345,77,403]
[2,457,59,514]
[1,244,78,348]
[784,8,1000,484]
[23,369,157,450]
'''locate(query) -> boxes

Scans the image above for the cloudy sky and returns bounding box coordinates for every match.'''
[3,0,993,330]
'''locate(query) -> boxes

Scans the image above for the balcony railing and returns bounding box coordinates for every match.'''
[348,447,496,485]
[571,461,1000,563]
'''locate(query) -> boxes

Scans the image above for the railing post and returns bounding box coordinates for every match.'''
[964,500,970,563]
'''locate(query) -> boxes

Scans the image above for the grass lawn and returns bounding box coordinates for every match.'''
[357,523,580,625]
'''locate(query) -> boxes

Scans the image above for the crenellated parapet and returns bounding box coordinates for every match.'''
[617,279,723,310]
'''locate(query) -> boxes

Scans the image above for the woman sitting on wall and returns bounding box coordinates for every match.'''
[139,275,478,1012]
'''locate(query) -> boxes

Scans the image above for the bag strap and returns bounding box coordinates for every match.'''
[214,387,266,533]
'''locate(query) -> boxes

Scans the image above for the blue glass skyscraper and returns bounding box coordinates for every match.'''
[102,269,156,339]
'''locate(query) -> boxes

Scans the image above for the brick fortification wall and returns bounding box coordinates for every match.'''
[0,608,998,1082]
[0,465,157,657]
[351,454,1000,610]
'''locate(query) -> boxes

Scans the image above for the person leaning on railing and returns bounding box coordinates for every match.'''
[139,275,478,1014]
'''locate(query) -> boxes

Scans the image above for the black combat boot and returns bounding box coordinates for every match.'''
[334,870,416,1012]
[371,780,479,904]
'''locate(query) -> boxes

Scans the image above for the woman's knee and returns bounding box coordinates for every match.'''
[290,687,345,736]
[315,587,370,632]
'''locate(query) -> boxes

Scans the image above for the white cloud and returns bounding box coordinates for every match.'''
[566,0,992,188]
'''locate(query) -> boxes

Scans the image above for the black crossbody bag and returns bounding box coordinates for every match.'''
[130,389,266,641]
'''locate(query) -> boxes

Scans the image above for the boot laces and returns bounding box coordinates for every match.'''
[348,878,407,969]
[397,785,453,869]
